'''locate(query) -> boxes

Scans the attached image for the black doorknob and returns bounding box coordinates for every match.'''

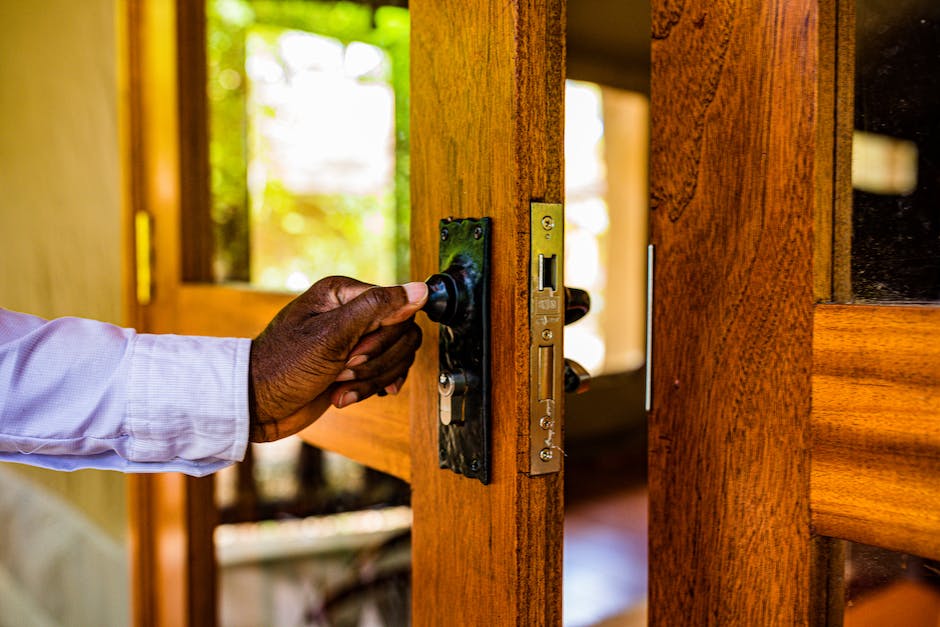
[564,287,591,325]
[424,272,462,324]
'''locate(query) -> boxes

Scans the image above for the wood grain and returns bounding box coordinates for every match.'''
[812,304,940,559]
[410,0,565,624]
[649,0,818,624]
[299,392,411,482]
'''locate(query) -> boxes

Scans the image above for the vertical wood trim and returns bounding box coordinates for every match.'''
[816,0,836,302]
[119,0,145,331]
[409,1,565,624]
[649,0,817,624]
[176,0,213,283]
[124,2,217,625]
[831,0,855,302]
[129,474,216,627]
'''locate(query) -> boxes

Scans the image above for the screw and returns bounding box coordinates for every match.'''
[470,458,481,472]
[539,416,554,430]
[539,448,554,462]
[473,225,483,239]
[441,228,449,241]
[541,216,554,230]
[541,329,553,341]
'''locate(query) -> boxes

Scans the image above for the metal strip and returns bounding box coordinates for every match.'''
[645,244,654,412]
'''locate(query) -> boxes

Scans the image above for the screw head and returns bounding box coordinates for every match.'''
[470,458,481,472]
[541,216,555,231]
[539,416,554,430]
[473,225,483,239]
[539,448,554,462]
[541,328,553,341]
[441,227,449,241]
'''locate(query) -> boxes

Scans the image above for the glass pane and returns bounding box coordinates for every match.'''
[208,0,410,289]
[844,541,940,626]
[214,444,411,625]
[852,1,940,302]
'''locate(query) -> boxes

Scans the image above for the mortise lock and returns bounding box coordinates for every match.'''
[420,211,591,483]
[421,218,491,484]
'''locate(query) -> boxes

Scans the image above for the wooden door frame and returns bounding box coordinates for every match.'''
[650,0,940,624]
[121,0,566,624]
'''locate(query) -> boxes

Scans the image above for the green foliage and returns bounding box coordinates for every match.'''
[207,0,410,286]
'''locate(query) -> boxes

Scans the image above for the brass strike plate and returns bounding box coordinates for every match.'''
[529,202,564,475]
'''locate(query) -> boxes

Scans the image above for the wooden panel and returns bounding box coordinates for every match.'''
[812,304,940,559]
[299,391,411,482]
[410,0,565,624]
[649,0,818,624]
[173,285,289,336]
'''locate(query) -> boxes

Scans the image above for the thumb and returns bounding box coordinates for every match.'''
[323,281,428,341]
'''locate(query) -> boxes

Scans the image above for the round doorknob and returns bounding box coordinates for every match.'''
[424,272,461,324]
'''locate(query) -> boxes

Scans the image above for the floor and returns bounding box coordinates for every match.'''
[562,430,648,627]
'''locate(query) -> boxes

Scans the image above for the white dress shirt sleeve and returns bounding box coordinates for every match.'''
[0,308,249,476]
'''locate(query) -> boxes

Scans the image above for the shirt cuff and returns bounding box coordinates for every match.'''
[126,334,250,468]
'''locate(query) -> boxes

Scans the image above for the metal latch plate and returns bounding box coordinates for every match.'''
[529,203,564,475]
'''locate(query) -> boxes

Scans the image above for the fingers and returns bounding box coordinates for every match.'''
[343,319,418,367]
[335,321,422,383]
[331,360,414,408]
[304,282,427,356]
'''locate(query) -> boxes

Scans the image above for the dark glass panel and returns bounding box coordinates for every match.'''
[853,0,940,302]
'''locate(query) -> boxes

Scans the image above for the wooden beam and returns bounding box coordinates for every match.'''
[648,0,818,623]
[812,304,940,559]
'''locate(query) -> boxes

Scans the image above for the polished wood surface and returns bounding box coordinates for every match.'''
[649,0,818,624]
[409,0,565,623]
[812,304,940,559]
[300,391,411,482]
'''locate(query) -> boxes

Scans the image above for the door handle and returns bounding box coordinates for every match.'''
[561,287,592,394]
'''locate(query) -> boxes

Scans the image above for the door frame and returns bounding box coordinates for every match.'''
[649,0,940,624]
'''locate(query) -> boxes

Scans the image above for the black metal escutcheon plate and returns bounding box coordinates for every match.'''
[438,217,491,484]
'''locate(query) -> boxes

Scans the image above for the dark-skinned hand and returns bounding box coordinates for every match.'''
[248,276,427,442]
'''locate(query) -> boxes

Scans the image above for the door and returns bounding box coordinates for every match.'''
[649,0,940,624]
[122,0,565,624]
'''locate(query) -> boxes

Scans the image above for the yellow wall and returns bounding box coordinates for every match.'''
[0,0,127,540]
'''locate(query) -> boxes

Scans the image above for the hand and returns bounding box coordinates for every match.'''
[249,276,428,442]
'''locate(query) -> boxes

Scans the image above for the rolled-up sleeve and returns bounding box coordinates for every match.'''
[0,308,249,476]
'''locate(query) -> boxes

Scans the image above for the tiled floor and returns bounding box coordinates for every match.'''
[564,484,648,627]
[562,431,648,627]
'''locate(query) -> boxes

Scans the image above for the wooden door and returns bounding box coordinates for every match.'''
[649,0,940,624]
[122,0,565,624]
